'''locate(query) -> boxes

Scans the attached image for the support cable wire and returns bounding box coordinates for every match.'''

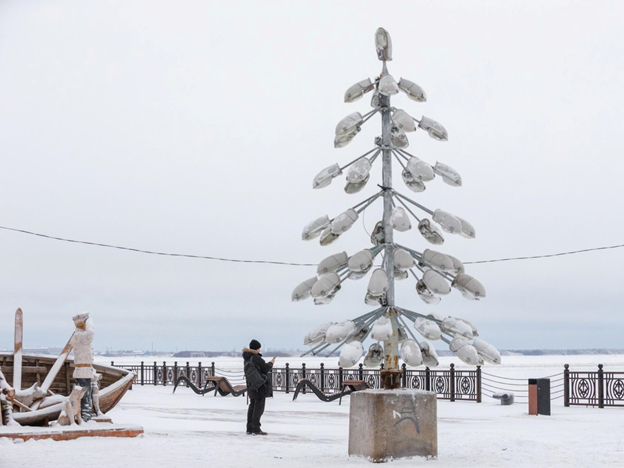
[1,225,624,267]
[481,371,563,380]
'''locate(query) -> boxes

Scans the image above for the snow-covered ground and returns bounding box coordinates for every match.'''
[2,355,623,468]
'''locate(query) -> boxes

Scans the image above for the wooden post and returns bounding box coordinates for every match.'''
[425,367,431,392]
[476,365,482,403]
[450,363,456,402]
[320,363,325,392]
[598,364,604,409]
[140,362,144,386]
[285,363,290,394]
[35,358,41,386]
[564,364,570,407]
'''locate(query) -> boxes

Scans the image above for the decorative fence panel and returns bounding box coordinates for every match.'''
[565,364,624,408]
[113,361,481,402]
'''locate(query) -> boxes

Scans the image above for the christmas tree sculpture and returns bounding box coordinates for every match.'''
[293,28,500,389]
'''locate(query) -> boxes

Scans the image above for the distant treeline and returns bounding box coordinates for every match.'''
[173,350,294,358]
[172,349,624,358]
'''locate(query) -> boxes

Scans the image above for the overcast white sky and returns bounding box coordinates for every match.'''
[1,1,623,354]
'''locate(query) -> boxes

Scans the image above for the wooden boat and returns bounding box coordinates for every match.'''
[0,352,135,426]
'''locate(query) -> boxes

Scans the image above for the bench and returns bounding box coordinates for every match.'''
[173,375,247,397]
[292,378,370,404]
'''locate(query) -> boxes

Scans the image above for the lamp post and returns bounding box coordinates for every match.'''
[294,28,501,390]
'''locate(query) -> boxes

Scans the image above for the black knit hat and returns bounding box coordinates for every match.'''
[249,339,261,350]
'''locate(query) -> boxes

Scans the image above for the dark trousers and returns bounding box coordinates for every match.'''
[75,378,93,422]
[247,397,266,433]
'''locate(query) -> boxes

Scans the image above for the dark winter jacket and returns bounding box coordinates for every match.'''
[242,348,273,399]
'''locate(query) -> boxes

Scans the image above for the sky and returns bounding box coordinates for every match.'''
[1,0,623,353]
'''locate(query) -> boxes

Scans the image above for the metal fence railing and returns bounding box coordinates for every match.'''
[565,364,624,408]
[111,361,481,402]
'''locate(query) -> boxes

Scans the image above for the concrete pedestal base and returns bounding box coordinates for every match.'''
[348,389,437,462]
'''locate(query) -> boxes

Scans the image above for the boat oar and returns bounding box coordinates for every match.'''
[8,396,32,412]
[29,333,74,411]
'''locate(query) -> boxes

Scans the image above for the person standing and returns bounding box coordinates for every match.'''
[242,340,274,435]
[70,313,94,422]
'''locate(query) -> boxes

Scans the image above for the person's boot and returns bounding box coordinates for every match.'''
[252,430,268,436]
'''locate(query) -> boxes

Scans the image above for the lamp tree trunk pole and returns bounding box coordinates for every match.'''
[380,63,401,388]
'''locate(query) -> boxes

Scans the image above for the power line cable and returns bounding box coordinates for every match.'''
[0,225,316,266]
[463,244,624,265]
[1,224,623,267]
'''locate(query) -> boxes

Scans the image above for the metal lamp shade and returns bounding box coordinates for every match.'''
[330,209,359,234]
[310,273,341,298]
[390,127,409,148]
[392,109,416,132]
[367,268,389,297]
[302,215,330,241]
[456,216,476,239]
[452,273,486,300]
[400,340,423,367]
[441,317,473,340]
[371,316,393,341]
[398,78,427,102]
[317,252,348,275]
[473,338,502,364]
[447,254,465,274]
[406,158,435,182]
[416,279,442,305]
[402,169,426,193]
[375,27,393,61]
[421,341,440,367]
[339,341,364,368]
[335,112,364,137]
[379,74,399,96]
[346,158,372,183]
[304,322,333,346]
[344,78,374,103]
[432,209,462,234]
[391,206,412,232]
[415,317,442,340]
[422,269,451,295]
[334,130,358,148]
[348,249,374,273]
[292,277,319,302]
[363,343,384,368]
[319,227,340,246]
[421,249,454,272]
[325,321,356,344]
[434,162,462,187]
[418,116,448,142]
[449,338,480,365]
[344,174,370,194]
[313,163,342,189]
[418,219,445,245]
[393,248,415,270]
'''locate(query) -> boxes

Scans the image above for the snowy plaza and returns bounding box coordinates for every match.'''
[3,355,623,468]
